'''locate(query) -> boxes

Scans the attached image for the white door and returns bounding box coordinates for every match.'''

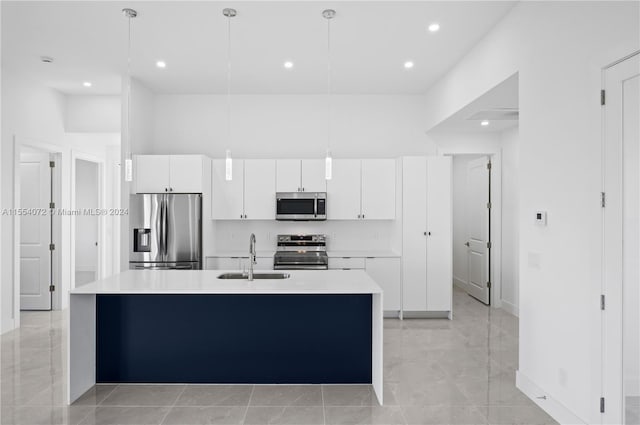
[135,155,170,193]
[276,159,301,192]
[603,52,640,425]
[20,152,51,310]
[327,159,361,220]
[244,159,276,220]
[212,159,245,220]
[366,257,401,311]
[301,159,327,192]
[426,157,452,311]
[361,159,396,220]
[464,156,491,305]
[402,157,428,312]
[170,156,203,193]
[75,159,99,286]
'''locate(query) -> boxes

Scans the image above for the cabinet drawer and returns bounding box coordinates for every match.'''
[328,257,365,270]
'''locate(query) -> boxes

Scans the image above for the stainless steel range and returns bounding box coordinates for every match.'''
[273,234,328,270]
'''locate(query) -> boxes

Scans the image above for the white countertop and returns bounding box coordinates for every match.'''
[70,269,382,295]
[206,250,400,258]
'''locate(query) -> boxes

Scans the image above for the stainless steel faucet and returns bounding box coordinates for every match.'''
[248,233,257,281]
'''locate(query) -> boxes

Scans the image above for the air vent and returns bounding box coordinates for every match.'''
[467,108,519,121]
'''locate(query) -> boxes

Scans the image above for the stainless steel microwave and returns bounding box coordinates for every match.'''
[276,192,327,221]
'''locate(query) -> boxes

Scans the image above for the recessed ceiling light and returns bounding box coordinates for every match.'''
[283,61,294,69]
[404,61,414,69]
[481,120,490,126]
[428,23,440,32]
[156,61,167,69]
[83,81,92,87]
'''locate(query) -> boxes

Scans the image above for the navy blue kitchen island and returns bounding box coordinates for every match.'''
[68,270,383,405]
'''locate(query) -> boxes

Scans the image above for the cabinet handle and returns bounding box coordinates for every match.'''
[240,214,243,219]
[423,231,427,236]
[362,214,365,219]
[357,214,361,219]
[244,214,247,219]
[170,187,173,192]
[165,188,168,192]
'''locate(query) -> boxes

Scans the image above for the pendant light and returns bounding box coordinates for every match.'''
[223,8,237,181]
[323,9,335,180]
[122,8,137,182]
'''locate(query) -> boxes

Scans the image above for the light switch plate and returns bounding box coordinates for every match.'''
[535,211,547,226]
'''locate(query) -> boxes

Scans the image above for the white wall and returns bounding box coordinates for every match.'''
[500,127,519,316]
[422,2,639,423]
[152,94,436,158]
[64,95,121,133]
[1,68,120,333]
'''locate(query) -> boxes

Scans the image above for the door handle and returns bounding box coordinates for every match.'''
[465,241,470,247]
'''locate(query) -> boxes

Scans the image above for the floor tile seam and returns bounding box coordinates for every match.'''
[96,385,118,407]
[240,385,256,425]
[158,384,187,425]
[320,382,326,425]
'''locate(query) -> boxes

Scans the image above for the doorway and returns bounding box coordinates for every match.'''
[74,159,100,286]
[452,154,492,305]
[603,51,640,425]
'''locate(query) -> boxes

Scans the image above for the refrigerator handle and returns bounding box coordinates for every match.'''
[162,196,169,257]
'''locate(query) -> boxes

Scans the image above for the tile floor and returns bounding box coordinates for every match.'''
[1,288,558,424]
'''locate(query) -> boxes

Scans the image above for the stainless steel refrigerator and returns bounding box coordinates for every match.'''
[129,194,202,270]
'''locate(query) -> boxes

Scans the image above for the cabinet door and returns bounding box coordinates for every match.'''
[276,160,301,192]
[301,159,327,192]
[361,159,396,219]
[426,157,452,311]
[402,157,428,311]
[244,159,276,220]
[169,155,203,193]
[327,159,361,220]
[135,155,170,193]
[212,159,244,220]
[366,257,401,311]
[206,257,241,270]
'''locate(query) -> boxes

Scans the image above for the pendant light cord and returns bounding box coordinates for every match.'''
[326,15,331,153]
[226,12,232,151]
[127,12,132,159]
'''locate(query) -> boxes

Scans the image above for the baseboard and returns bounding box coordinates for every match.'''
[453,276,467,290]
[402,311,450,319]
[501,299,519,317]
[516,370,587,425]
[384,310,401,319]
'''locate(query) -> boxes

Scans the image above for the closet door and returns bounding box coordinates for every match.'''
[402,157,427,311]
[426,156,453,311]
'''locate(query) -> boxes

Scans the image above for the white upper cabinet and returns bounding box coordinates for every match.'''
[212,159,244,220]
[301,159,327,192]
[135,155,170,193]
[212,159,276,220]
[361,159,396,220]
[276,159,327,193]
[276,160,301,192]
[135,155,205,193]
[169,155,204,193]
[244,159,276,220]
[327,159,361,220]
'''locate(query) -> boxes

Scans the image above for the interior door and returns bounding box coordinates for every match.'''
[465,156,491,304]
[603,52,640,425]
[402,157,428,311]
[20,151,51,310]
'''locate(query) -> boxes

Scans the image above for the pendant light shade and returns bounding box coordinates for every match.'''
[223,8,236,181]
[323,9,335,180]
[122,7,137,182]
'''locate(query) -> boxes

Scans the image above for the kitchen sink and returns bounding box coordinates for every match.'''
[217,272,291,280]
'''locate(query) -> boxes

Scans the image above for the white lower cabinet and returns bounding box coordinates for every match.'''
[402,156,452,315]
[365,257,401,312]
[206,257,242,270]
[328,257,366,270]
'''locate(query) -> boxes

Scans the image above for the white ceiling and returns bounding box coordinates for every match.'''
[2,1,516,95]
[429,72,519,133]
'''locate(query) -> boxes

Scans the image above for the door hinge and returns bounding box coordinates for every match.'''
[49,202,55,209]
[49,243,55,251]
[49,161,55,168]
[601,294,606,310]
[487,281,492,289]
[487,162,492,170]
[600,397,605,413]
[487,241,492,249]
[601,192,606,208]
[49,285,55,292]
[487,202,492,209]
[601,90,606,106]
